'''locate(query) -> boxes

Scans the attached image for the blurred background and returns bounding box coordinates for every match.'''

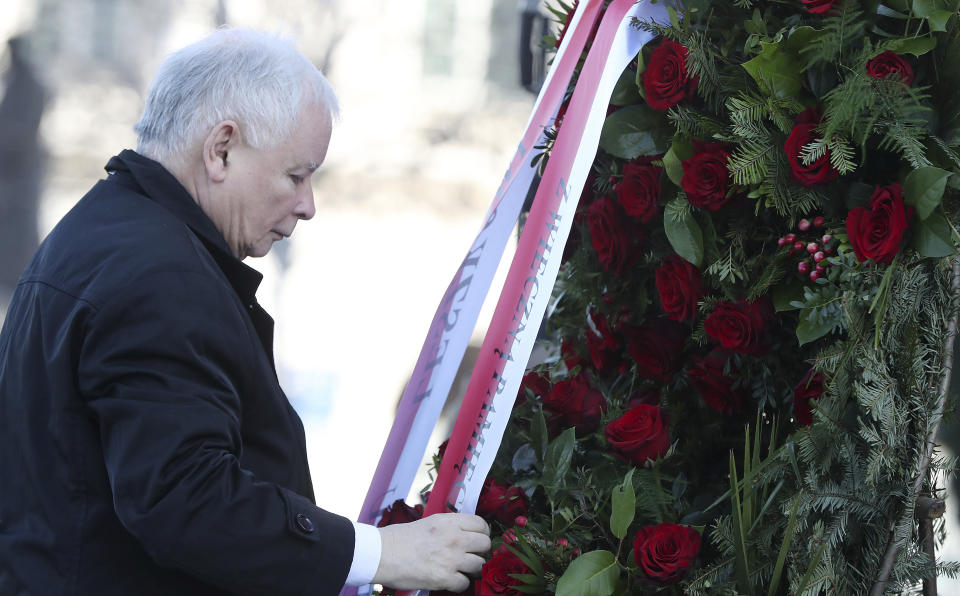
[0,0,550,519]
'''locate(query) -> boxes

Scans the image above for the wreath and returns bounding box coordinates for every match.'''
[386,1,960,594]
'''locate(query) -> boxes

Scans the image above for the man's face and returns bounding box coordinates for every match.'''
[213,102,332,259]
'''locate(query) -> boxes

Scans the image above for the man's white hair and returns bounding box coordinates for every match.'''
[134,28,339,162]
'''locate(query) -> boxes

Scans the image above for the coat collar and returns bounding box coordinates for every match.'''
[104,149,263,301]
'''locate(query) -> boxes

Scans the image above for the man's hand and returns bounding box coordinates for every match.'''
[373,513,491,592]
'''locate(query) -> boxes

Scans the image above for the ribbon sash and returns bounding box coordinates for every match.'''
[349,2,669,595]
[353,1,605,530]
[422,0,667,521]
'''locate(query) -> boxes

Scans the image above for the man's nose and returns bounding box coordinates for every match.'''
[296,183,316,220]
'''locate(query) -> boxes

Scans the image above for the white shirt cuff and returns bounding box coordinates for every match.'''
[344,522,382,586]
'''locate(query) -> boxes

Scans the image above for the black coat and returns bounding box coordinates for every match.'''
[0,150,355,595]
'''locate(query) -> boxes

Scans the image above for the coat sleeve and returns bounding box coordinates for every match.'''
[77,268,356,596]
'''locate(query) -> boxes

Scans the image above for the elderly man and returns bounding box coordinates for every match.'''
[0,29,489,595]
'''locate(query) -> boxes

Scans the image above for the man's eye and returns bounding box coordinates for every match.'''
[290,174,304,185]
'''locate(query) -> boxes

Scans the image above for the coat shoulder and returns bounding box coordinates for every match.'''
[22,178,223,308]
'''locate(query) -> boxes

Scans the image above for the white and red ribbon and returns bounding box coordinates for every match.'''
[345,2,670,595]
[351,0,605,531]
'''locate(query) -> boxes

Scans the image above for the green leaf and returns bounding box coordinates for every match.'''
[664,205,704,267]
[610,469,636,540]
[768,493,802,596]
[884,35,938,56]
[662,137,693,187]
[555,550,620,596]
[509,534,546,576]
[913,0,956,30]
[795,541,829,594]
[598,105,671,160]
[635,51,646,99]
[543,427,577,492]
[728,453,752,594]
[782,26,825,57]
[796,308,835,345]
[911,210,957,257]
[610,66,642,106]
[532,407,549,463]
[903,166,951,219]
[772,282,804,312]
[742,40,804,99]
[928,9,954,30]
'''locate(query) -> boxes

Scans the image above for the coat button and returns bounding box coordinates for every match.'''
[296,513,315,533]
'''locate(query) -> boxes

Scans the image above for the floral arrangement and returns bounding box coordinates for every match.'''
[379,0,960,594]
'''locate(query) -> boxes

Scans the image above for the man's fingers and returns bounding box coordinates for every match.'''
[457,513,490,535]
[460,552,486,577]
[445,572,471,594]
[462,530,491,555]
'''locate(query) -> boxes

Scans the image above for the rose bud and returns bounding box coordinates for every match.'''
[822,234,833,244]
[815,264,826,274]
[793,241,805,251]
[810,270,820,281]
[806,242,819,254]
[813,216,826,228]
[514,515,527,528]
[785,233,797,243]
[798,261,810,274]
[557,539,569,548]
[778,236,788,247]
[813,251,826,263]
[798,218,811,231]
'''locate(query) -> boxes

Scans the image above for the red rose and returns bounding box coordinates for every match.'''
[604,404,671,464]
[643,39,698,111]
[686,350,745,414]
[681,141,733,210]
[586,196,635,274]
[542,374,607,434]
[784,108,839,188]
[794,368,825,425]
[437,439,449,462]
[476,545,532,596]
[624,319,688,383]
[655,256,704,322]
[377,499,424,527]
[846,182,913,264]
[633,523,701,584]
[704,299,775,355]
[615,157,663,222]
[518,371,551,401]
[803,0,839,14]
[477,478,529,526]
[866,50,914,86]
[585,309,625,373]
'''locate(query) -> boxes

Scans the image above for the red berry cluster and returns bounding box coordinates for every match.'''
[777,216,836,282]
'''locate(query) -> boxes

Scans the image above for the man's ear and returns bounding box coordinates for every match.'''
[202,120,240,183]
